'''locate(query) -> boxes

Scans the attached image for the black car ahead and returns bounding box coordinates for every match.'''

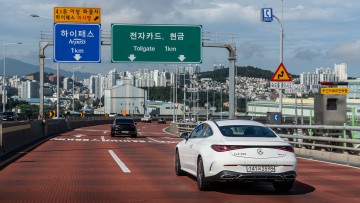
[1,111,19,121]
[158,118,166,124]
[111,117,137,137]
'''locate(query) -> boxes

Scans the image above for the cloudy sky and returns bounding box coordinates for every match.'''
[1,0,360,77]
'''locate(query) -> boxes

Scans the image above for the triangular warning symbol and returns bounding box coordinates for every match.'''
[271,63,292,82]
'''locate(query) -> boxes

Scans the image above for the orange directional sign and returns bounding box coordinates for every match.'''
[271,63,292,82]
[321,88,349,95]
[53,7,101,23]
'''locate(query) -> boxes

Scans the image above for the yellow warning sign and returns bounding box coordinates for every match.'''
[321,88,349,95]
[271,63,292,82]
[53,7,101,23]
[49,110,56,118]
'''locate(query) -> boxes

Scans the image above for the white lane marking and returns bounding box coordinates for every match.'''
[298,157,360,169]
[73,134,86,138]
[108,150,131,173]
[103,131,107,134]
[75,129,106,132]
[162,128,178,137]
[101,136,105,142]
[147,137,161,143]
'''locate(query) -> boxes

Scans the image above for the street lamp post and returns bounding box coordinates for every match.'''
[3,41,22,112]
[273,15,284,114]
[31,14,53,119]
[220,88,223,119]
[56,63,60,119]
[206,87,209,120]
[72,67,84,113]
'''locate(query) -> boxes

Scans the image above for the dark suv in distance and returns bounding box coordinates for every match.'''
[1,111,19,121]
[111,117,137,138]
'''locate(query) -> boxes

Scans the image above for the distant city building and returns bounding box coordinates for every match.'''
[195,65,201,73]
[104,83,147,115]
[63,77,70,90]
[107,69,117,88]
[300,63,347,92]
[213,64,225,71]
[48,74,64,83]
[18,80,39,98]
[334,63,348,81]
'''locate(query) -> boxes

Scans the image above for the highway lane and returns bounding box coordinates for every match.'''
[0,122,359,202]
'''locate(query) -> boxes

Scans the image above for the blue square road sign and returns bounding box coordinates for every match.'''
[54,23,101,63]
[261,8,273,22]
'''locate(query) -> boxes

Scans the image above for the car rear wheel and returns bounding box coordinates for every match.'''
[110,131,115,137]
[175,150,185,176]
[131,133,137,138]
[197,157,211,191]
[273,180,294,192]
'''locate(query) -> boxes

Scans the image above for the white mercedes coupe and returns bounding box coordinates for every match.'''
[175,119,297,191]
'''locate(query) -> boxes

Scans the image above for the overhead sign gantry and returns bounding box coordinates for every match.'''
[111,24,202,63]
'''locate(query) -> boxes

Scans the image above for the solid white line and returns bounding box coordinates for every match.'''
[101,136,105,142]
[108,150,131,173]
[298,157,360,169]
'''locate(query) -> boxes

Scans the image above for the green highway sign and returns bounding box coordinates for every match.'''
[111,24,202,63]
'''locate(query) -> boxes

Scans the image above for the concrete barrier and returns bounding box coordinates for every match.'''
[0,118,113,159]
[295,148,360,167]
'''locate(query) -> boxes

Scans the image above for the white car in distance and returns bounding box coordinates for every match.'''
[175,119,297,191]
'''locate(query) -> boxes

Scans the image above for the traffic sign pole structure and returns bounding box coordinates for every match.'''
[261,8,286,114]
[273,14,285,113]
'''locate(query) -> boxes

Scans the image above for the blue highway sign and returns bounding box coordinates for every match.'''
[261,8,273,22]
[54,23,101,62]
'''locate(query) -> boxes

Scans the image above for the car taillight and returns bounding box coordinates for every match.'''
[211,145,242,152]
[275,146,294,153]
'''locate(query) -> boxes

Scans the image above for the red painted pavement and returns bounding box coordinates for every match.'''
[0,122,359,202]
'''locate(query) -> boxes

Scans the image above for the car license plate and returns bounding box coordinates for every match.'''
[122,131,129,134]
[246,165,275,173]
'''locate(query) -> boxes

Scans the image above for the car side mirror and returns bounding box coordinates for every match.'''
[180,132,190,140]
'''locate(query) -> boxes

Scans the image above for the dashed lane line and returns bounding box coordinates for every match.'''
[50,137,179,143]
[108,150,131,173]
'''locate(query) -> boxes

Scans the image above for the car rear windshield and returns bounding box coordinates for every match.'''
[115,119,134,125]
[219,125,277,138]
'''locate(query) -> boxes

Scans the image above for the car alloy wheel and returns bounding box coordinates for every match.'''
[175,150,185,176]
[197,157,210,191]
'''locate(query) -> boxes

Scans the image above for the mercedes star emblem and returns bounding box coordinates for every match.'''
[257,148,264,155]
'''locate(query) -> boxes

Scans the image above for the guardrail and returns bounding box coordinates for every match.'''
[0,117,114,160]
[176,121,360,167]
[177,122,360,154]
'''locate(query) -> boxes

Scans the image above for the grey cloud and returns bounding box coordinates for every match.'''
[237,42,264,59]
[327,40,360,63]
[294,48,324,61]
